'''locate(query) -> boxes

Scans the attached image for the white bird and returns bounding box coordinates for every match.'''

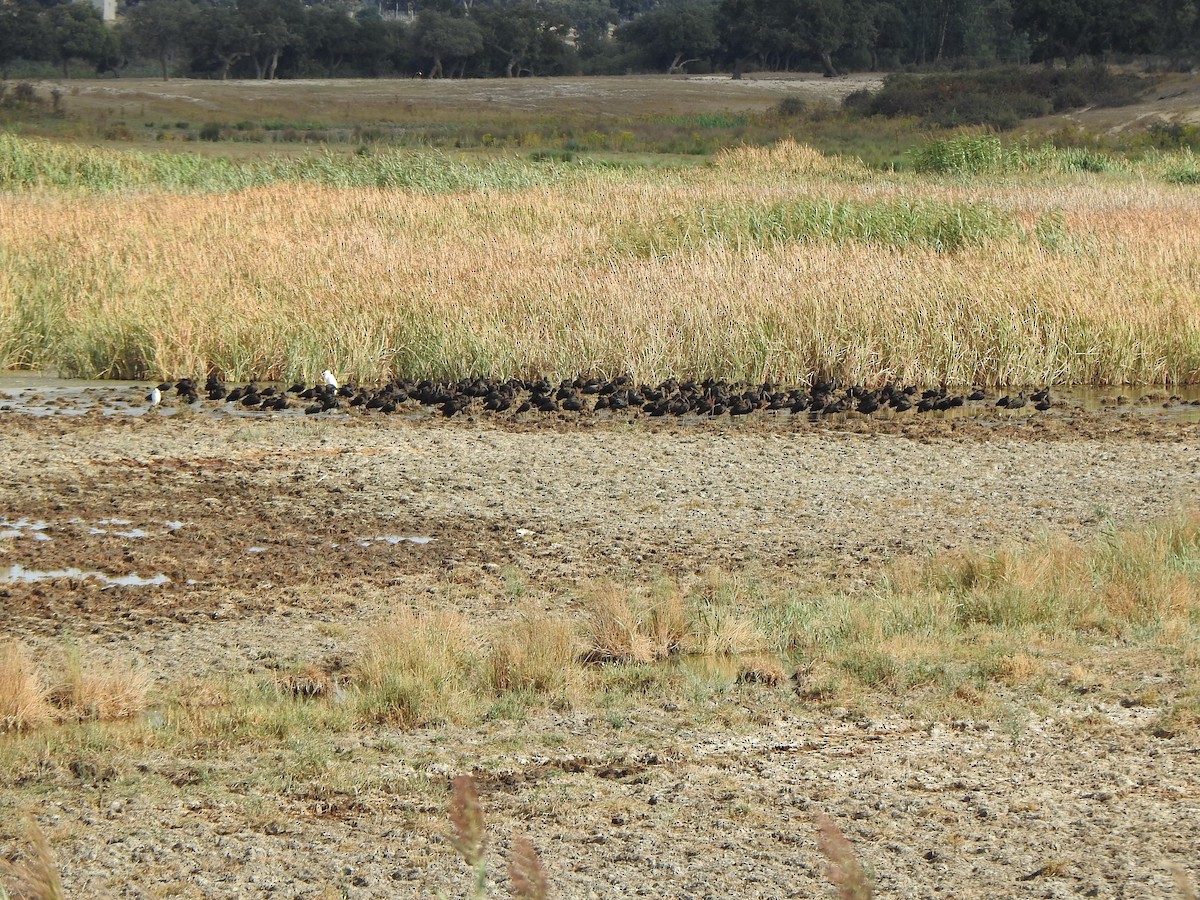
[322,369,339,390]
[147,386,162,407]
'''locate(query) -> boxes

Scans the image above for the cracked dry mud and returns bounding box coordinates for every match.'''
[1,405,1198,899]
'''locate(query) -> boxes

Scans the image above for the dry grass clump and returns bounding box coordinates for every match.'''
[0,819,64,900]
[919,514,1200,635]
[583,575,766,664]
[486,610,581,702]
[760,515,1200,706]
[47,647,150,723]
[583,583,661,664]
[689,569,771,656]
[0,644,51,734]
[356,608,480,727]
[712,139,867,178]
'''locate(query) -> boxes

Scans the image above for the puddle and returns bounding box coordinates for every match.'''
[2,564,170,587]
[0,518,52,541]
[357,535,434,546]
[674,654,743,682]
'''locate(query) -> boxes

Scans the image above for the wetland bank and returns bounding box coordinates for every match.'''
[2,79,1200,898]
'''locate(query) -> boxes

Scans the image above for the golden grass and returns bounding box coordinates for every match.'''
[2,140,1199,384]
[583,576,767,663]
[583,584,660,664]
[48,648,150,722]
[355,608,481,727]
[0,644,51,734]
[486,610,581,701]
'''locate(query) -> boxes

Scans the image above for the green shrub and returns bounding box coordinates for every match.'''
[845,66,1146,130]
[774,96,808,118]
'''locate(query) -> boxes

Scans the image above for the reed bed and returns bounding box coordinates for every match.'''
[3,137,1200,385]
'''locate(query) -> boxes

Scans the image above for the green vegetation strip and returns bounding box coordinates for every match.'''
[0,134,568,194]
[629,197,1023,254]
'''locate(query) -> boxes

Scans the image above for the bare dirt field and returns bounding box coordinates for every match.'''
[2,398,1198,898]
[51,73,885,123]
[46,69,1200,135]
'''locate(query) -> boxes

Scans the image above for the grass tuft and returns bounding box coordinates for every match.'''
[584,584,660,664]
[584,576,765,664]
[0,644,51,734]
[355,608,480,727]
[712,139,867,178]
[486,610,581,701]
[48,647,150,722]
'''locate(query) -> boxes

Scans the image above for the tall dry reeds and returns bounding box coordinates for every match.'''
[2,138,1199,385]
[486,610,581,701]
[355,608,481,726]
[582,576,766,663]
[1,643,150,732]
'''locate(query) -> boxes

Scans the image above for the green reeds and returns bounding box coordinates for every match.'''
[627,196,1021,254]
[0,133,568,194]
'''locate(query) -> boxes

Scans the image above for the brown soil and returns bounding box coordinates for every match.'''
[1,407,1198,898]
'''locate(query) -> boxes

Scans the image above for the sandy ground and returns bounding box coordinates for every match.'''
[1,403,1198,898]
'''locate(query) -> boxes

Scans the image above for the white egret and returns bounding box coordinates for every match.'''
[322,370,339,390]
[147,387,162,407]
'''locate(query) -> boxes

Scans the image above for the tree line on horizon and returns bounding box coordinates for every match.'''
[1,0,1197,82]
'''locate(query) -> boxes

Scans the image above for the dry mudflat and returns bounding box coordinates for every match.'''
[1,399,1198,898]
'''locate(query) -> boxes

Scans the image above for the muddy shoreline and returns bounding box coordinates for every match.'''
[1,408,1197,898]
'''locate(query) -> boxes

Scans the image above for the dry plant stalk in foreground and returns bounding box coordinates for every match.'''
[448,774,550,899]
[814,812,875,900]
[0,820,65,900]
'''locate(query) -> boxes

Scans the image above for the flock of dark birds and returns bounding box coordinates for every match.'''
[145,370,1060,420]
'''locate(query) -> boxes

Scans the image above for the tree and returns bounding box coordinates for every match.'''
[124,0,197,80]
[240,0,303,79]
[350,8,404,76]
[554,0,618,60]
[474,0,575,77]
[0,0,48,79]
[616,0,720,73]
[1154,0,1200,65]
[718,0,772,76]
[190,2,254,79]
[1012,0,1108,62]
[45,1,112,78]
[414,9,482,77]
[304,5,360,76]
